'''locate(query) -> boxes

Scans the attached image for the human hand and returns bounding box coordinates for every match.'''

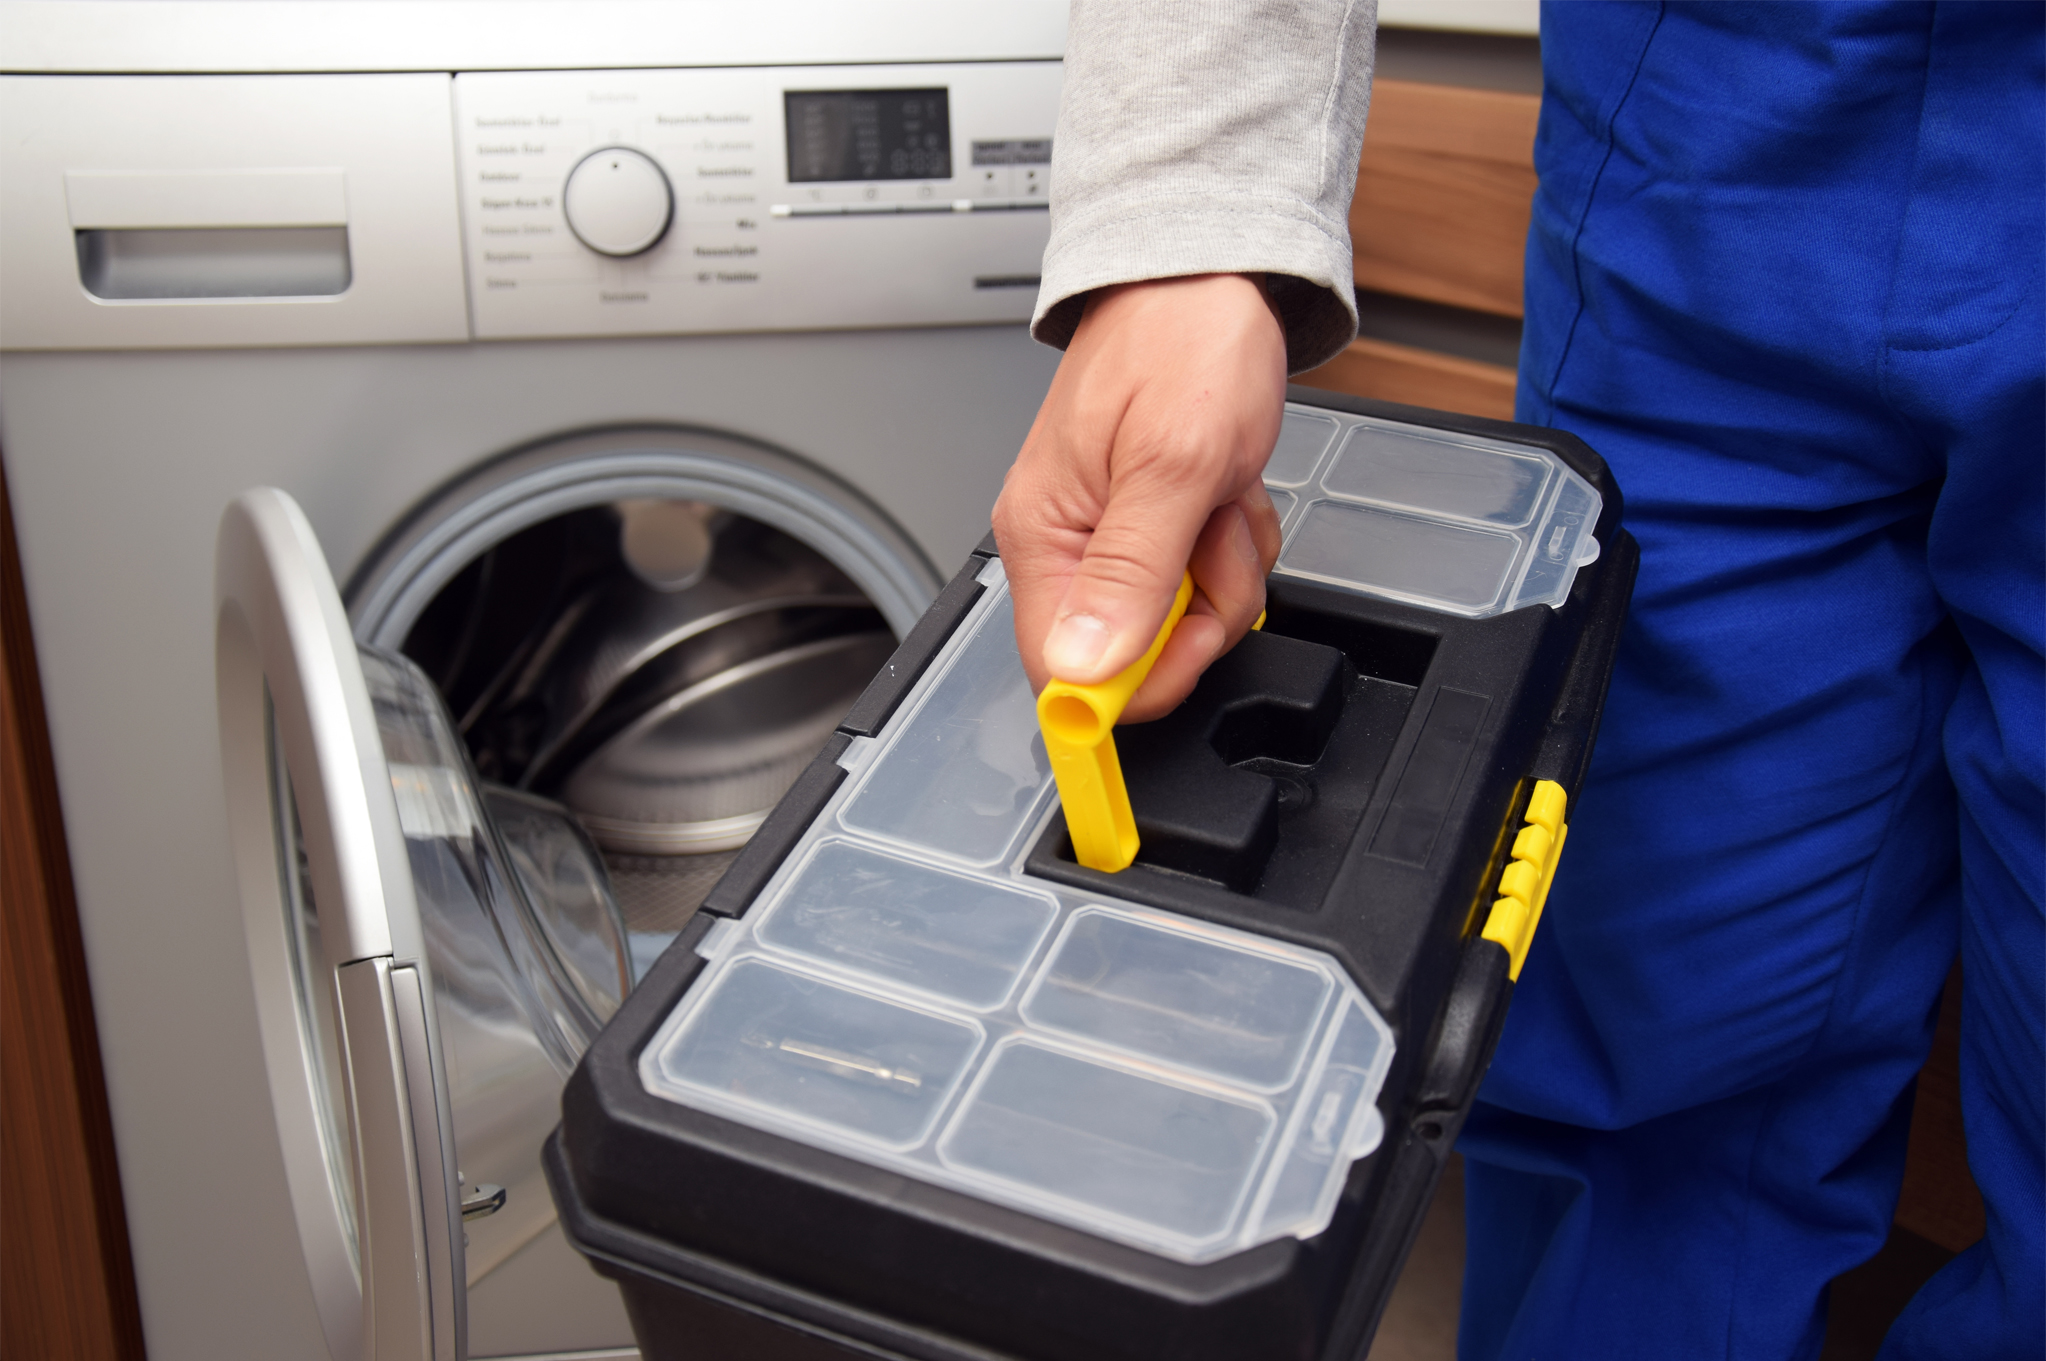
[993,273,1286,722]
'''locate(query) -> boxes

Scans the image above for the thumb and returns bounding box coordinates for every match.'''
[1040,475,1211,684]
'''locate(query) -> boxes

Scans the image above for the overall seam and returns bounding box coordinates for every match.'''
[1871,5,1935,441]
[1536,1,1666,408]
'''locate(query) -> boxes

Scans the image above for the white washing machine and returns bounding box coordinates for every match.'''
[0,5,1065,1357]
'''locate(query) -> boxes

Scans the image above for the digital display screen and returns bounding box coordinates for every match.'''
[784,88,952,183]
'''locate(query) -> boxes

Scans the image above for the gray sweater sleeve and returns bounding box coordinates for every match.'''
[1032,0,1376,373]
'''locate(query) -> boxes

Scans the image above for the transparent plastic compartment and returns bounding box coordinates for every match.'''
[641,561,1395,1264]
[1019,908,1332,1091]
[1265,406,1603,617]
[1263,410,1341,487]
[757,840,1057,1010]
[838,577,1054,867]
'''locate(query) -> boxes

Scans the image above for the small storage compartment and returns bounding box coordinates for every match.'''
[648,958,985,1149]
[1019,909,1331,1089]
[936,1040,1276,1241]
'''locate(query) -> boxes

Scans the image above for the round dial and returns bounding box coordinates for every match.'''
[562,147,674,257]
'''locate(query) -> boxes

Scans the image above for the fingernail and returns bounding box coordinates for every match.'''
[1044,612,1113,677]
[1230,508,1261,566]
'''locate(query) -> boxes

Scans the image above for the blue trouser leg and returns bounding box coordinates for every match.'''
[1457,4,2044,1358]
[1875,21,2046,1337]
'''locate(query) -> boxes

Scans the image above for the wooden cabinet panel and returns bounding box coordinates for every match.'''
[1296,335,1518,420]
[2,468,146,1361]
[1350,79,1541,318]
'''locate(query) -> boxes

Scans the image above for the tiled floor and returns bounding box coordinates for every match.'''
[1366,1155,1465,1361]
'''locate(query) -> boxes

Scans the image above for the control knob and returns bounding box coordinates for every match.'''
[562,147,674,257]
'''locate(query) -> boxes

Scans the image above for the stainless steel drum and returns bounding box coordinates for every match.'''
[421,506,891,943]
[560,627,896,854]
[348,431,923,951]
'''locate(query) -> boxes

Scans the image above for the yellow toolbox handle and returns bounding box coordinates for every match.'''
[1036,573,1195,872]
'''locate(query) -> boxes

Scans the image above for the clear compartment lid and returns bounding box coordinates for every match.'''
[1266,406,1603,618]
[638,563,1396,1264]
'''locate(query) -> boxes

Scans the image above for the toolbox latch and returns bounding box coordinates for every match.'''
[1481,779,1569,980]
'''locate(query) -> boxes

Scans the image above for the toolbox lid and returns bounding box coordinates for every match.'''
[639,559,1396,1265]
[1266,409,1603,617]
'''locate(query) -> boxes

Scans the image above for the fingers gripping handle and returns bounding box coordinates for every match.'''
[1037,573,1195,872]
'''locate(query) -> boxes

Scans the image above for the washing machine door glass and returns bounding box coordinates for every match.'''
[366,647,628,1074]
[358,644,639,1288]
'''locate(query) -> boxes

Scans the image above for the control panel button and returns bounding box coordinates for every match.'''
[563,147,674,256]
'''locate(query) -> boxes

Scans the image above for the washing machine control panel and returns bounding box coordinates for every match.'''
[455,64,1059,339]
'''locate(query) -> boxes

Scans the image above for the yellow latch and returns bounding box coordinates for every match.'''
[1037,573,1195,872]
[1481,779,1569,980]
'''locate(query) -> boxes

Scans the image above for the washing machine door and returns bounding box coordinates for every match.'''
[216,487,464,1361]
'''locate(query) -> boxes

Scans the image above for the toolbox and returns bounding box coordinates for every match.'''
[546,389,1638,1360]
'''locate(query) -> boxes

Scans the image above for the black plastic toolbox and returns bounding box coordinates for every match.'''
[546,389,1638,1360]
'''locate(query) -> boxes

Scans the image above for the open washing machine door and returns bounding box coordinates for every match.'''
[219,488,681,1361]
[217,474,912,1361]
[217,488,466,1361]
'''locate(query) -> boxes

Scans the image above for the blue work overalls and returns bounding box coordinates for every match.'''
[1459,4,2044,1358]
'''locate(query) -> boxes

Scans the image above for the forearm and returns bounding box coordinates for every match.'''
[1035,0,1377,372]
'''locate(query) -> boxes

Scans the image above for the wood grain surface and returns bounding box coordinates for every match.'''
[1295,335,1519,420]
[1351,80,1541,318]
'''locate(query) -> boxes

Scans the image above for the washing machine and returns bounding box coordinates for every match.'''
[0,4,1065,1357]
